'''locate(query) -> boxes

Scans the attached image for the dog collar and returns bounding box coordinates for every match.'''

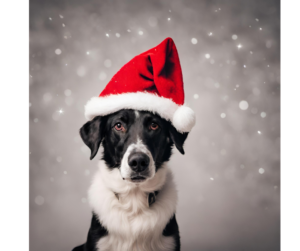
[114,191,159,207]
[148,191,159,207]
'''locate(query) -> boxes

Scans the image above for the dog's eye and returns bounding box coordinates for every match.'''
[150,122,159,131]
[114,122,125,132]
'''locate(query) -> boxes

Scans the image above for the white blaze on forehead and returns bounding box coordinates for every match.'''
[120,137,155,180]
[136,136,142,144]
[134,110,140,118]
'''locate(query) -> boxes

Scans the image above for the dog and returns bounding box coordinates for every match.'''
[72,108,189,251]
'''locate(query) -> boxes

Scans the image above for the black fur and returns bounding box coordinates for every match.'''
[163,215,181,251]
[79,116,106,160]
[74,109,188,250]
[72,213,108,251]
[79,109,188,169]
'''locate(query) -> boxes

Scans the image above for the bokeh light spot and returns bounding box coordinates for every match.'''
[191,38,198,44]
[232,34,238,40]
[35,196,45,206]
[43,93,52,103]
[55,49,62,55]
[239,100,249,110]
[104,59,112,68]
[64,89,72,96]
[260,112,267,118]
[77,66,86,77]
[99,71,107,81]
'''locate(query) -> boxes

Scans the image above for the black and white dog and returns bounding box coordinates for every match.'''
[73,109,189,251]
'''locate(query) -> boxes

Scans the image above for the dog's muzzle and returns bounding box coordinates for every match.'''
[128,152,150,172]
[127,152,150,183]
[120,140,155,183]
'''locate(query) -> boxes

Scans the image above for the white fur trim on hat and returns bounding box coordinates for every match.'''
[84,92,195,133]
[172,106,196,133]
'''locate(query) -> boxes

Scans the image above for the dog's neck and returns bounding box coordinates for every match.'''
[88,160,178,242]
[97,160,166,211]
[114,190,159,207]
[88,160,176,217]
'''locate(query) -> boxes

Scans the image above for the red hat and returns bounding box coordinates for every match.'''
[85,37,195,133]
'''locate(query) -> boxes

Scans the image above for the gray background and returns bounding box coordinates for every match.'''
[29,0,280,250]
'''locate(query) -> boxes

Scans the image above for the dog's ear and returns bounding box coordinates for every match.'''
[80,116,105,160]
[169,125,189,155]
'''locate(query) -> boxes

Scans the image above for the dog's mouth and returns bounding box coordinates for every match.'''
[130,176,147,183]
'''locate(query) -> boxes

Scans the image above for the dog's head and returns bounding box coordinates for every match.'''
[80,109,188,183]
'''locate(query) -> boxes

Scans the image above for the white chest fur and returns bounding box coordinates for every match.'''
[88,161,178,251]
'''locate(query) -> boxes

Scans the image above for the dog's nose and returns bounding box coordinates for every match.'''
[128,152,150,172]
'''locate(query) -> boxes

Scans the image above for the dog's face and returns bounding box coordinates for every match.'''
[80,109,188,184]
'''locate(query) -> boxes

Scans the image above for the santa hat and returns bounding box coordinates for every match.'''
[85,37,195,133]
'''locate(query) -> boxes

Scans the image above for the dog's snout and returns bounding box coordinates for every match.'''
[128,152,150,172]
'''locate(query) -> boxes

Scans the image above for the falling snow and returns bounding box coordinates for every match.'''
[239,100,249,110]
[220,113,226,118]
[104,59,112,68]
[77,66,86,77]
[35,196,45,206]
[191,38,198,44]
[55,48,62,55]
[64,89,72,96]
[30,1,280,250]
[260,112,267,118]
[43,93,52,102]
[99,71,107,81]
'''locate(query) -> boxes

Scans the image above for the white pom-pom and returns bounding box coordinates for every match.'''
[172,106,196,133]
